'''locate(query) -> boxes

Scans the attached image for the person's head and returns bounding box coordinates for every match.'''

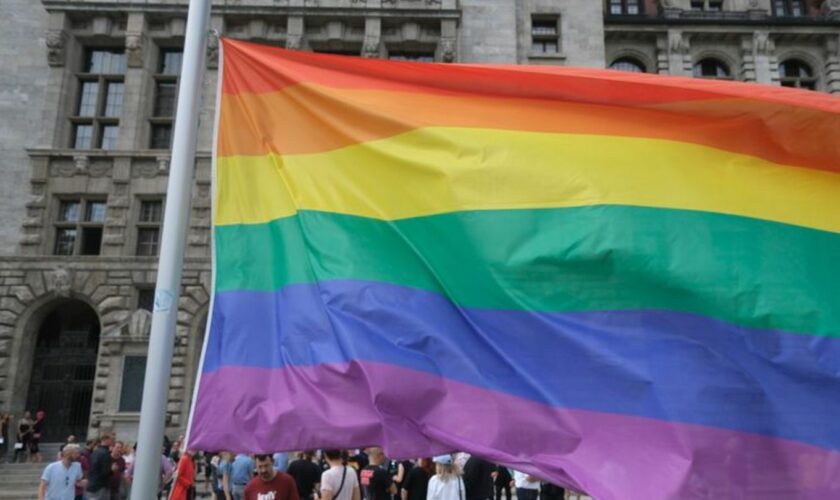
[62,443,80,462]
[112,441,124,456]
[99,432,115,448]
[254,454,276,481]
[324,449,344,464]
[433,455,457,480]
[66,434,76,443]
[419,458,434,475]
[366,447,385,466]
[86,439,98,451]
[23,411,31,419]
[36,410,45,420]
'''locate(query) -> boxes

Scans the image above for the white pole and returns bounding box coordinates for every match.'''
[129,0,211,498]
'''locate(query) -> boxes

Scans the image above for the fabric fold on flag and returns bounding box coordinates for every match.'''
[188,38,840,500]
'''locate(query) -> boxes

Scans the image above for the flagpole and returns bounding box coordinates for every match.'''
[129,0,211,498]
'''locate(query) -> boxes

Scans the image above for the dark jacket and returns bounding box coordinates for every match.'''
[86,445,113,492]
[463,457,495,500]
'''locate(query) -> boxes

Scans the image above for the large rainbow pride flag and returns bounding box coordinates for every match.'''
[188,38,840,498]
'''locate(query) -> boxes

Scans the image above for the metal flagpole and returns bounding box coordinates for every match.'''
[129,0,211,498]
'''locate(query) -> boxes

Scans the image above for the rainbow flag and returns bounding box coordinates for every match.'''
[188,38,840,498]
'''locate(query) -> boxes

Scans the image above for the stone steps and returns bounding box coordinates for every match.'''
[0,444,64,500]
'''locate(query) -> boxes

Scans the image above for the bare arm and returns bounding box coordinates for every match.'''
[401,487,408,500]
[352,485,361,500]
[223,471,232,500]
[321,488,334,500]
[38,479,47,500]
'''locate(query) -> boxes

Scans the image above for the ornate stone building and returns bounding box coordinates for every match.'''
[0,0,837,443]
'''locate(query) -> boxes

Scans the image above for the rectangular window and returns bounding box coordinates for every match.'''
[388,52,436,63]
[150,48,183,149]
[137,199,163,256]
[531,16,560,55]
[774,0,805,16]
[72,48,125,150]
[137,287,155,312]
[609,0,641,15]
[54,198,105,256]
[119,356,147,412]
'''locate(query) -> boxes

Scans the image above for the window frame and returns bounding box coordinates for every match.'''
[53,197,107,256]
[610,57,647,73]
[607,0,643,15]
[772,0,806,17]
[135,197,164,257]
[70,48,126,150]
[693,58,733,80]
[530,15,562,57]
[149,48,183,150]
[779,59,817,90]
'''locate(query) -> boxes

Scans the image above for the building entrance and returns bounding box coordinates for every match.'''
[25,300,100,442]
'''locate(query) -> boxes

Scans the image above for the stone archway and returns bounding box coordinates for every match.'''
[24,299,100,441]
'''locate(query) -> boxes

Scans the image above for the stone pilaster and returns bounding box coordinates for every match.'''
[658,30,691,76]
[825,34,840,94]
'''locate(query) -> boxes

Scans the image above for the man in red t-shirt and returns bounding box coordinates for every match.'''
[245,454,301,500]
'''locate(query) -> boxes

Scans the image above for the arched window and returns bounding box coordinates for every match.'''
[779,59,817,90]
[773,0,806,17]
[610,57,646,73]
[693,58,731,80]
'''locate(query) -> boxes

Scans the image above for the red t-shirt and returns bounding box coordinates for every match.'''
[244,472,300,500]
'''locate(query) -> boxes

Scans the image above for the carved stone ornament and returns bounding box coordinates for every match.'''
[128,309,152,338]
[659,0,680,8]
[748,0,760,8]
[125,33,144,68]
[827,0,840,17]
[46,267,72,297]
[753,31,773,55]
[362,36,380,58]
[669,31,689,54]
[286,35,303,50]
[207,32,219,69]
[45,30,67,67]
[440,38,456,63]
[74,155,90,174]
[156,156,170,174]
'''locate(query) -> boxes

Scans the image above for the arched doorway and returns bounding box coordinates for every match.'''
[25,299,100,441]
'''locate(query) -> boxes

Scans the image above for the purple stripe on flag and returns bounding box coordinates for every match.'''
[188,361,840,500]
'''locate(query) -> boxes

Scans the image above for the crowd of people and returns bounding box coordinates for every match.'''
[0,410,47,464]
[15,427,582,500]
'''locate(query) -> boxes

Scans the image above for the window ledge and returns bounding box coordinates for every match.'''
[528,52,567,60]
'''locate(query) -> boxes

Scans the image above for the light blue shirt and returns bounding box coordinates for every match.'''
[273,452,289,472]
[41,460,83,500]
[231,453,255,486]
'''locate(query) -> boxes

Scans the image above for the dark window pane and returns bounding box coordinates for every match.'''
[74,124,93,149]
[59,200,81,222]
[137,227,160,256]
[161,50,184,75]
[531,19,557,36]
[80,227,102,255]
[119,356,147,412]
[610,0,622,14]
[101,125,119,150]
[611,58,645,73]
[150,124,173,149]
[627,0,640,14]
[694,59,730,79]
[154,82,178,117]
[85,201,107,222]
[140,200,163,223]
[389,52,435,62]
[77,81,99,116]
[104,82,124,117]
[708,0,723,11]
[137,288,155,312]
[54,228,77,255]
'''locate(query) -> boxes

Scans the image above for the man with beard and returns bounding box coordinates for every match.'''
[244,454,300,500]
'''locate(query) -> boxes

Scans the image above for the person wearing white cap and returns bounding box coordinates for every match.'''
[426,455,464,500]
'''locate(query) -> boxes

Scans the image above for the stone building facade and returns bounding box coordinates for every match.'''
[0,0,837,444]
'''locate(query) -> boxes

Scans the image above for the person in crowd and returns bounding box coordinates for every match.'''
[427,455,464,500]
[538,482,564,500]
[38,443,84,500]
[170,435,184,465]
[86,432,114,500]
[78,439,98,500]
[401,458,433,500]
[214,451,234,500]
[511,470,539,500]
[31,409,46,463]
[109,441,127,499]
[462,456,495,500]
[243,454,300,500]
[170,449,196,500]
[0,412,11,463]
[60,435,76,455]
[361,448,396,500]
[273,451,289,473]
[287,451,322,500]
[386,457,405,500]
[492,466,511,500]
[321,449,360,500]
[230,452,256,500]
[15,410,34,463]
[346,449,368,484]
[124,444,175,499]
[203,452,216,497]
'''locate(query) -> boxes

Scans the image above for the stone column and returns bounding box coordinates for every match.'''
[657,30,691,76]
[741,31,775,84]
[363,16,382,58]
[118,12,151,150]
[825,34,840,94]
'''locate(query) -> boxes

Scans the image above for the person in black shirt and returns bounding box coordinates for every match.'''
[288,451,323,500]
[86,432,114,499]
[463,456,495,500]
[400,458,432,500]
[493,466,511,500]
[360,448,395,500]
